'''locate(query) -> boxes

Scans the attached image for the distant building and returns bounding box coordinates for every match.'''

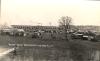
[11,25,100,33]
[11,25,59,33]
[76,25,100,32]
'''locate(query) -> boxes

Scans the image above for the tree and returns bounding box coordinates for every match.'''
[58,16,72,41]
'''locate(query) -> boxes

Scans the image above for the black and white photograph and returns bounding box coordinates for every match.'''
[0,0,100,61]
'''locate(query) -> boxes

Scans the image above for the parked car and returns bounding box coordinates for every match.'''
[90,35,100,42]
[71,32,84,39]
[82,31,96,40]
[82,35,94,40]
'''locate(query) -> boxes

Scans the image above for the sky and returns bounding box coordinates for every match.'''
[1,0,100,26]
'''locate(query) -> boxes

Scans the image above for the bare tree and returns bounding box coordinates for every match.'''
[59,16,72,41]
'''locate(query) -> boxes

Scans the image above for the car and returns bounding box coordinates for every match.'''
[82,31,96,40]
[90,35,100,42]
[82,35,94,40]
[71,32,83,39]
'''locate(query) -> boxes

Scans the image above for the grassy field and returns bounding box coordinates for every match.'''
[0,35,100,61]
[13,36,100,49]
[0,34,100,50]
[0,35,66,47]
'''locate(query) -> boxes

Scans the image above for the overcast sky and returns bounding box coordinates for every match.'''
[1,0,100,26]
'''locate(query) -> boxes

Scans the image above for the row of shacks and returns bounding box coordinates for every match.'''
[1,25,99,34]
[0,25,100,39]
[0,25,65,39]
[0,25,76,40]
[1,25,100,33]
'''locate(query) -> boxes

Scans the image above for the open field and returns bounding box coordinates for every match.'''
[0,35,100,61]
[0,35,100,50]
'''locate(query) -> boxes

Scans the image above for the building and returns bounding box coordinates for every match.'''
[11,25,59,33]
[76,25,100,32]
[11,25,100,33]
